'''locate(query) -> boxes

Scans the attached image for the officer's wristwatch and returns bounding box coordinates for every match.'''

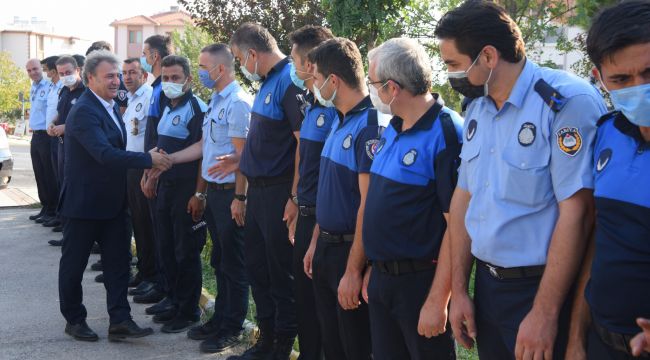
[194,192,207,201]
[234,194,247,202]
[291,194,299,205]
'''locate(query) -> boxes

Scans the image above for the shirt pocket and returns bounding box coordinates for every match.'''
[500,146,552,207]
[460,142,481,193]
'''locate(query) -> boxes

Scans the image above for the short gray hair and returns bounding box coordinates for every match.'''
[368,38,432,95]
[201,43,235,74]
[83,50,120,84]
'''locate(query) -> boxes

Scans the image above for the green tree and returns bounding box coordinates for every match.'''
[170,24,214,102]
[0,52,31,122]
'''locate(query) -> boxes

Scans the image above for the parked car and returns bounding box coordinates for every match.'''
[0,126,13,189]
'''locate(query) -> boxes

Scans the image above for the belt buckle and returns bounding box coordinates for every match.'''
[486,263,502,279]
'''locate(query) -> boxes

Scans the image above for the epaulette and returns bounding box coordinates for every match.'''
[534,79,565,113]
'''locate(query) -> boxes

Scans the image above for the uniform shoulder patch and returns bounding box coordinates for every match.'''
[596,148,612,172]
[365,139,381,160]
[402,149,417,166]
[342,134,353,150]
[466,119,477,141]
[117,90,127,101]
[518,122,536,146]
[172,115,181,126]
[556,127,582,156]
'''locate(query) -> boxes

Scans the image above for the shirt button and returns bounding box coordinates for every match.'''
[490,148,495,154]
[480,215,485,221]
[485,182,489,188]
[520,162,526,167]
[495,116,500,121]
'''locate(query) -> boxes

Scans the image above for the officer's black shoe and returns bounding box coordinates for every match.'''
[29,209,45,221]
[90,260,102,272]
[65,320,98,342]
[200,331,243,353]
[226,327,275,360]
[187,318,221,340]
[43,218,61,227]
[152,309,177,324]
[133,288,165,304]
[129,281,155,296]
[108,319,154,341]
[35,215,52,224]
[48,239,63,246]
[272,335,295,360]
[52,225,63,232]
[145,297,174,315]
[160,315,199,333]
[91,243,100,254]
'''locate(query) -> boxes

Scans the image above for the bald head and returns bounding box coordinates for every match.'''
[26,58,43,82]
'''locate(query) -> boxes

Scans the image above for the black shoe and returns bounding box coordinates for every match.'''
[48,239,63,246]
[65,320,98,342]
[108,319,154,341]
[200,332,243,353]
[95,273,104,283]
[226,327,275,360]
[160,315,199,333]
[52,225,63,232]
[91,243,100,254]
[43,218,61,227]
[29,210,45,220]
[145,297,174,315]
[187,318,221,340]
[152,309,177,324]
[35,215,53,224]
[90,260,102,272]
[129,281,154,296]
[133,288,165,304]
[272,335,295,360]
[128,273,141,288]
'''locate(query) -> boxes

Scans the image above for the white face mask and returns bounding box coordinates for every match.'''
[369,82,394,115]
[162,80,187,99]
[61,74,77,87]
[240,52,261,82]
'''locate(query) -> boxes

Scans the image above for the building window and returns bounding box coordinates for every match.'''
[129,30,142,44]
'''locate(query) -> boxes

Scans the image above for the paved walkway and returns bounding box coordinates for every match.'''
[0,208,244,360]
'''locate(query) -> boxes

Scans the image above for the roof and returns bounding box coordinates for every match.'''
[0,29,82,41]
[110,10,192,27]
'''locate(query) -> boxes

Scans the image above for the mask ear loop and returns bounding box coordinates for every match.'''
[484,68,493,96]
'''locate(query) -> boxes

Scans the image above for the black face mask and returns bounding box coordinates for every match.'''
[449,76,486,99]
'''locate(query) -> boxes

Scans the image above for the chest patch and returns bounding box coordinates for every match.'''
[596,148,612,172]
[402,149,418,166]
[172,115,181,126]
[264,92,272,105]
[135,103,142,112]
[316,114,325,128]
[219,108,225,120]
[557,127,582,156]
[466,119,477,141]
[518,122,536,146]
[40,90,45,97]
[71,98,77,105]
[342,134,353,150]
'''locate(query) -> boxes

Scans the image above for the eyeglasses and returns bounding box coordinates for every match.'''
[365,77,402,89]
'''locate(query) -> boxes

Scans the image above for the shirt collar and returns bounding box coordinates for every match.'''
[214,80,238,100]
[129,83,151,100]
[168,89,193,110]
[152,76,162,87]
[266,57,290,79]
[336,96,373,127]
[90,89,116,111]
[390,94,445,133]
[614,111,650,149]
[502,59,536,109]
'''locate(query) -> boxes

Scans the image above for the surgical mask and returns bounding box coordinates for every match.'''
[240,52,261,82]
[62,74,77,87]
[604,81,650,127]
[140,55,153,74]
[447,53,492,99]
[290,62,312,90]
[313,76,336,108]
[162,81,187,99]
[369,82,394,115]
[199,66,222,89]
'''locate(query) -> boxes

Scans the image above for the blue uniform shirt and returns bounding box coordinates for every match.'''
[316,96,381,234]
[156,89,207,180]
[586,112,650,335]
[297,96,338,207]
[458,59,606,267]
[240,57,304,178]
[144,76,169,152]
[364,100,463,262]
[30,78,50,130]
[202,81,252,184]
[57,82,86,125]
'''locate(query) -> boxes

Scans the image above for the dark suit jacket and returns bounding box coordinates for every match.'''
[59,89,152,220]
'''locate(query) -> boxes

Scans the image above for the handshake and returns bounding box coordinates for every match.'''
[149,148,173,172]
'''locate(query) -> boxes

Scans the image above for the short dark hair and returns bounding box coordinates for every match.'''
[587,0,650,69]
[145,35,173,59]
[309,37,365,90]
[230,22,278,53]
[72,54,85,68]
[289,25,334,59]
[161,55,191,77]
[41,56,60,71]
[55,56,78,69]
[124,57,141,65]
[85,40,112,55]
[201,43,235,69]
[434,0,525,63]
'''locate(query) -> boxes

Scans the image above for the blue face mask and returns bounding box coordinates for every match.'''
[199,65,222,89]
[313,76,336,108]
[290,62,312,90]
[140,55,153,74]
[608,83,650,127]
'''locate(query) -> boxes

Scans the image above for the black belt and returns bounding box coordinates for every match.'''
[32,130,47,134]
[478,259,545,280]
[247,174,292,188]
[299,206,316,217]
[208,182,235,191]
[372,259,436,276]
[320,231,354,243]
[593,320,649,357]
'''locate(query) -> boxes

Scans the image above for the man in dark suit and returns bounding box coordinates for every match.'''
[58,50,172,342]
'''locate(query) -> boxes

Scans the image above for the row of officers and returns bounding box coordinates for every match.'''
[25,0,650,359]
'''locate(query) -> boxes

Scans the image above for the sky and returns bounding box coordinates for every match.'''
[2,0,183,45]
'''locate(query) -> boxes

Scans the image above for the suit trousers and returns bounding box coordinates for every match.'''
[126,169,158,283]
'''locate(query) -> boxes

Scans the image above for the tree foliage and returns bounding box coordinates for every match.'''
[0,52,31,121]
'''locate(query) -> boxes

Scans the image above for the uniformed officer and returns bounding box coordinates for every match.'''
[564,2,650,359]
[287,24,335,360]
[363,38,462,360]
[302,37,378,360]
[150,55,207,333]
[226,23,304,360]
[435,1,607,359]
[25,58,57,226]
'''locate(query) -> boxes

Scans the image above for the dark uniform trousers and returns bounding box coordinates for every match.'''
[59,211,132,325]
[147,195,168,293]
[206,186,248,334]
[30,131,57,216]
[312,238,372,360]
[155,178,205,319]
[293,213,323,359]
[368,268,456,360]
[50,137,60,187]
[244,181,296,336]
[474,262,573,360]
[587,323,649,360]
[126,169,158,283]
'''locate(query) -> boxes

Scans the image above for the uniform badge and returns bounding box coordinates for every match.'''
[219,108,225,120]
[71,98,77,105]
[596,148,612,172]
[518,122,536,146]
[40,90,45,97]
[264,92,272,105]
[365,139,381,160]
[117,90,127,101]
[466,119,477,141]
[342,134,353,150]
[402,149,418,166]
[135,103,142,112]
[316,114,325,128]
[556,127,582,156]
[172,115,181,126]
